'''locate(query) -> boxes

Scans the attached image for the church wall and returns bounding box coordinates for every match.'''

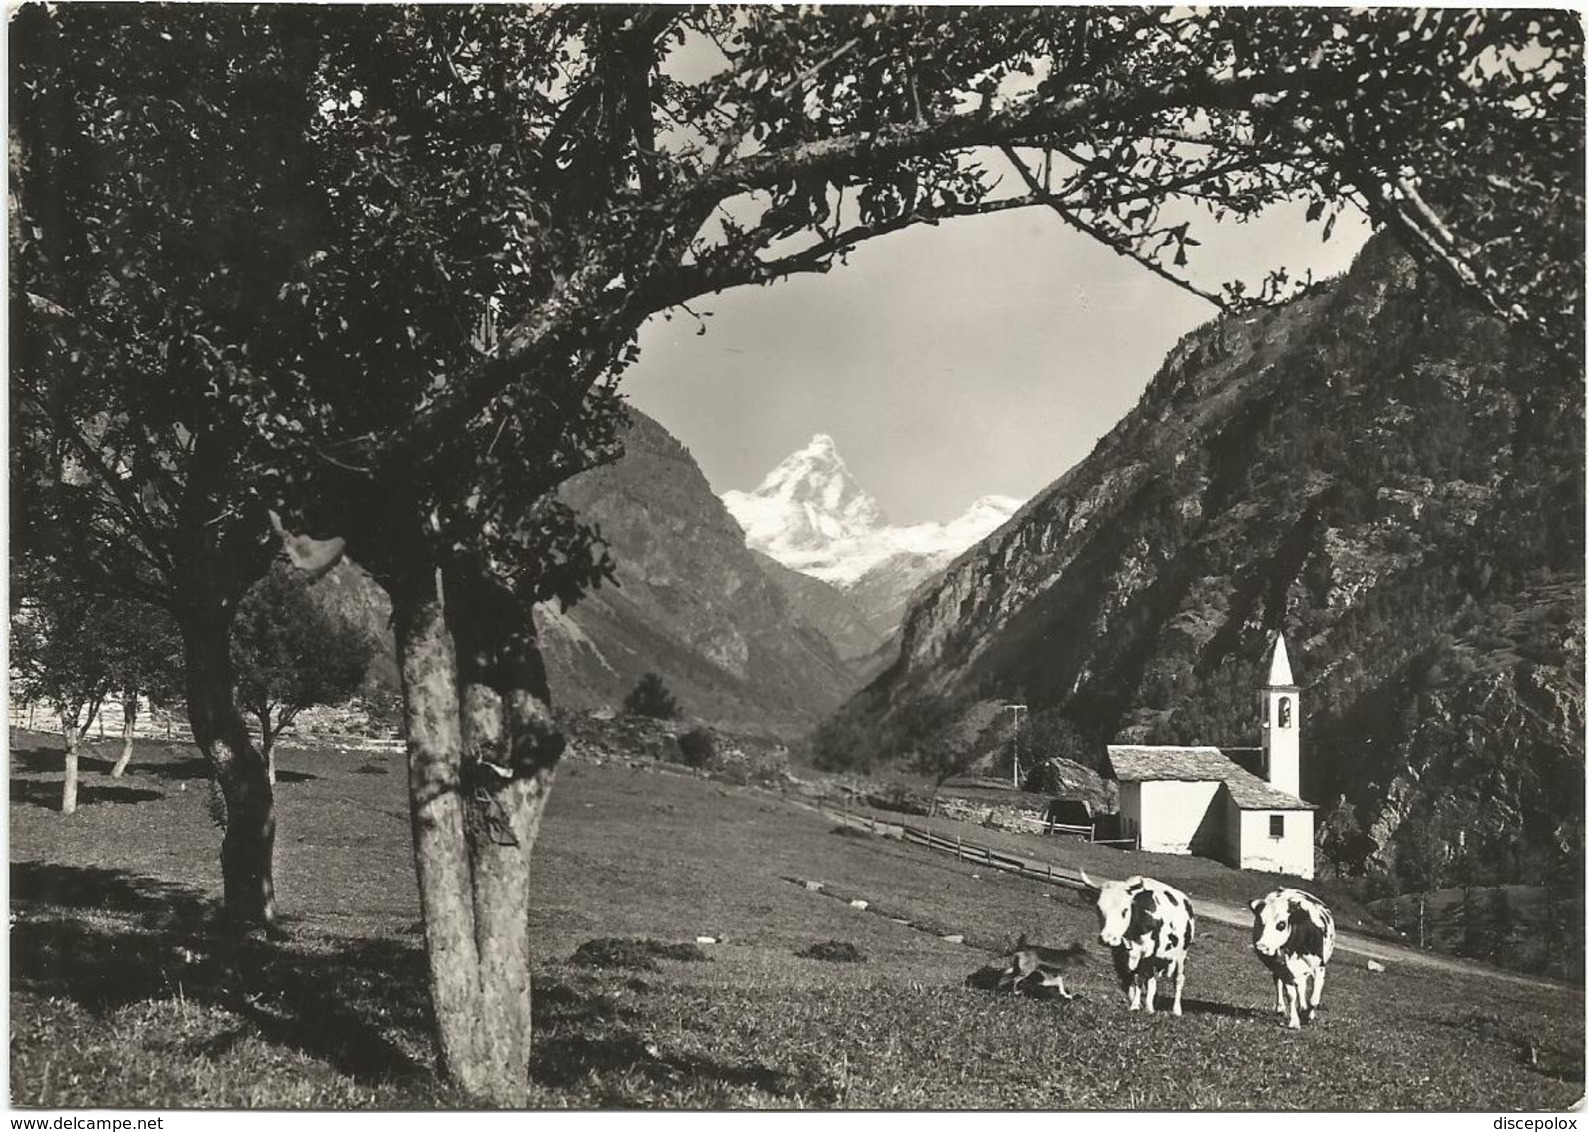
[1135,779,1221,854]
[1234,808,1315,879]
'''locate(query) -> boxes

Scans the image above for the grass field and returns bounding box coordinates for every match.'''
[9,730,1584,1109]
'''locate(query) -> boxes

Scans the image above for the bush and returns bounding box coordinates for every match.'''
[675,727,715,769]
[798,940,866,963]
[568,938,710,970]
[623,672,679,719]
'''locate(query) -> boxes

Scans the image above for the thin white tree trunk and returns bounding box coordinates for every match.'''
[61,725,80,815]
[110,691,137,777]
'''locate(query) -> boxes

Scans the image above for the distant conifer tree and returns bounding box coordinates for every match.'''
[624,672,679,720]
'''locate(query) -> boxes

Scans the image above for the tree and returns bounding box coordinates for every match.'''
[232,563,379,784]
[8,565,175,811]
[1318,794,1370,878]
[11,5,1580,1103]
[1024,708,1100,775]
[11,6,327,925]
[11,586,111,815]
[623,672,680,721]
[810,700,886,774]
[898,694,977,814]
[105,609,184,779]
[675,727,716,770]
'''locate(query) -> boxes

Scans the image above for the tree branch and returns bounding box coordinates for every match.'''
[1002,147,1242,307]
[645,190,1056,309]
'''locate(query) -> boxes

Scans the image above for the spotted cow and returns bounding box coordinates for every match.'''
[1079,871,1195,1016]
[1249,888,1336,1029]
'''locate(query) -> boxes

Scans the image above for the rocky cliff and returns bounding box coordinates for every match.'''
[865,235,1584,884]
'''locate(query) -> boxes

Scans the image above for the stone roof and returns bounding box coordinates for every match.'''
[1218,771,1316,811]
[1105,745,1315,811]
[1107,745,1232,781]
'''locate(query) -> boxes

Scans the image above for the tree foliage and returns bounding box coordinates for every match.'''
[899,693,978,792]
[623,672,680,720]
[232,563,379,763]
[10,560,182,811]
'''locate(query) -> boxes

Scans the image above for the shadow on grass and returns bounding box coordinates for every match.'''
[13,861,212,924]
[1178,998,1271,1021]
[122,756,214,782]
[9,779,165,810]
[10,746,209,782]
[274,769,319,784]
[529,971,836,1102]
[11,862,428,1085]
[11,746,115,776]
[531,1027,808,1098]
[1429,1011,1586,1085]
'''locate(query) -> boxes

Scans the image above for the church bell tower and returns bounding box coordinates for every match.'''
[1261,633,1302,799]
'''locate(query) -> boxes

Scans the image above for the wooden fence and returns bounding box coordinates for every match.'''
[815,800,1138,893]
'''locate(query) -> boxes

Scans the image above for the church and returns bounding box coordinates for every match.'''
[1105,634,1317,879]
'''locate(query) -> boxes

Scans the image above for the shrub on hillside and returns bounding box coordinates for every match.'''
[623,672,680,719]
[675,727,715,768]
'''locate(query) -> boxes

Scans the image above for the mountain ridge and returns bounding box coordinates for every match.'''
[857,233,1584,893]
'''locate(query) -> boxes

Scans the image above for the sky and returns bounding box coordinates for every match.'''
[626,195,1373,527]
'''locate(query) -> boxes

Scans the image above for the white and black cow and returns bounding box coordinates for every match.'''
[1079,871,1195,1016]
[1248,888,1336,1030]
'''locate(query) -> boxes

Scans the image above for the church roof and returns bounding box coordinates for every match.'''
[1107,745,1233,781]
[1219,771,1316,811]
[1268,633,1297,688]
[1105,745,1316,811]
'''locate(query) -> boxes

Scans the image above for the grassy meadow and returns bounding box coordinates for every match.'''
[9,730,1584,1109]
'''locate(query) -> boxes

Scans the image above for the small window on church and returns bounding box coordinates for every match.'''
[1269,814,1285,839]
[1278,696,1292,728]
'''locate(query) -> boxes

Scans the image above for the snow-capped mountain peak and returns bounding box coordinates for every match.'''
[724,433,887,557]
[723,434,1022,593]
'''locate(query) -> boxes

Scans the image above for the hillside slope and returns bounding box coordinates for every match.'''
[865,235,1584,890]
[748,549,885,662]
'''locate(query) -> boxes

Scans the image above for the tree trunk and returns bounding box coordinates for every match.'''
[183,606,277,928]
[390,563,488,1097]
[110,689,137,777]
[447,564,563,1107]
[261,720,277,786]
[385,556,565,1105]
[61,719,80,815]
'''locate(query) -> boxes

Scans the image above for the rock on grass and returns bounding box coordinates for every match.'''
[569,937,711,971]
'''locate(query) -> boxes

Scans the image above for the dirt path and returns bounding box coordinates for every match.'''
[802,798,1573,993]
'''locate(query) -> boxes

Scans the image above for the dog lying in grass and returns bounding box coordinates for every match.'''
[998,935,1088,999]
